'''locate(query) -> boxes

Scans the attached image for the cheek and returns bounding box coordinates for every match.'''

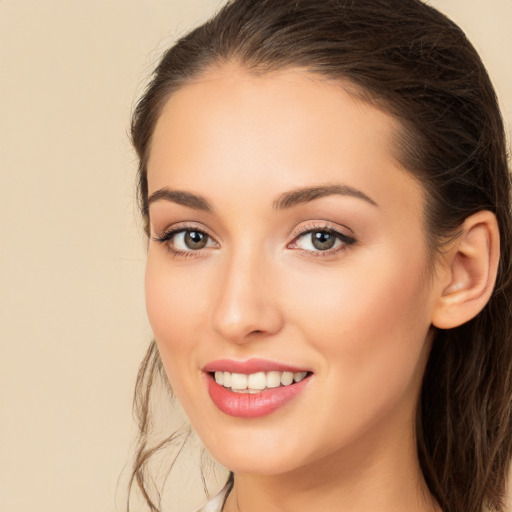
[285,249,432,387]
[145,257,180,346]
[144,253,210,386]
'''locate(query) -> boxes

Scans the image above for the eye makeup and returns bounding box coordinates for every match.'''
[151,220,218,257]
[152,220,357,259]
[287,221,357,258]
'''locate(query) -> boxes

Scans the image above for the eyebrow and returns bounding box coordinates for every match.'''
[273,184,378,209]
[147,188,213,212]
[146,183,377,213]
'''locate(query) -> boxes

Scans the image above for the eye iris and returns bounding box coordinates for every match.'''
[184,230,207,249]
[312,231,336,250]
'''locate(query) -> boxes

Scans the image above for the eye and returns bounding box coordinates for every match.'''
[153,227,218,255]
[173,230,211,250]
[290,227,356,253]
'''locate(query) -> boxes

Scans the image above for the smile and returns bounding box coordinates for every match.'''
[214,370,308,393]
[203,359,312,418]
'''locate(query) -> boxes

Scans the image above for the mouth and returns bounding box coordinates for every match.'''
[210,370,310,393]
[202,359,313,418]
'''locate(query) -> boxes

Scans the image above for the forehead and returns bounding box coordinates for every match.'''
[150,67,399,157]
[147,66,423,218]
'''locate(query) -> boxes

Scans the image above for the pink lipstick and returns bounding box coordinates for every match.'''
[203,358,312,418]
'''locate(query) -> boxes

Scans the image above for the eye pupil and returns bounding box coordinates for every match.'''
[312,231,336,250]
[185,230,208,249]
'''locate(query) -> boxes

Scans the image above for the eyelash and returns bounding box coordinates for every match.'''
[288,224,357,257]
[152,223,357,258]
[152,224,215,259]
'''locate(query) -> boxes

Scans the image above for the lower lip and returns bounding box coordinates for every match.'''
[205,373,311,418]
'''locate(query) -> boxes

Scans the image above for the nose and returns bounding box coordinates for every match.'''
[210,250,284,344]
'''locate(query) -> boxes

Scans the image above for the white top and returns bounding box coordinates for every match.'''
[195,482,232,512]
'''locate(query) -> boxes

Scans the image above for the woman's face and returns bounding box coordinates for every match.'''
[145,66,439,476]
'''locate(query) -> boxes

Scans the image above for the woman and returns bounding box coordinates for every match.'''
[129,1,512,511]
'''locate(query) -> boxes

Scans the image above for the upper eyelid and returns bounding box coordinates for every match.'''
[153,221,213,239]
[289,221,355,239]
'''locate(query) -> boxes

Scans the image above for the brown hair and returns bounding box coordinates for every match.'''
[129,1,512,511]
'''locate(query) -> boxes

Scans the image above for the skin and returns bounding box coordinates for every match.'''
[145,65,444,512]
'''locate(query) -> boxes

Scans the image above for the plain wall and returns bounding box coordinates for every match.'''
[0,1,510,511]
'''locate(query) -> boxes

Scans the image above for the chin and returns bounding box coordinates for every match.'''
[197,421,320,476]
[214,448,304,476]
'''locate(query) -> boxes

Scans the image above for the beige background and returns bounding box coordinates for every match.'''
[1,1,511,511]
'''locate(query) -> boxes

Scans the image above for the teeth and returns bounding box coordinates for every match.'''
[281,371,294,385]
[230,373,247,390]
[294,371,307,383]
[214,370,308,392]
[266,371,281,388]
[247,372,266,390]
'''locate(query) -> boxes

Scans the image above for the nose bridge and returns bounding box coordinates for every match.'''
[210,242,282,343]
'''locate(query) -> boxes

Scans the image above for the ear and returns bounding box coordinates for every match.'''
[431,210,500,329]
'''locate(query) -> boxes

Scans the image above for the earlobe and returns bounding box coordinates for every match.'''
[431,211,500,329]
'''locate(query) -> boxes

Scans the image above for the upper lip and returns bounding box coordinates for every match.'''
[202,358,311,374]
